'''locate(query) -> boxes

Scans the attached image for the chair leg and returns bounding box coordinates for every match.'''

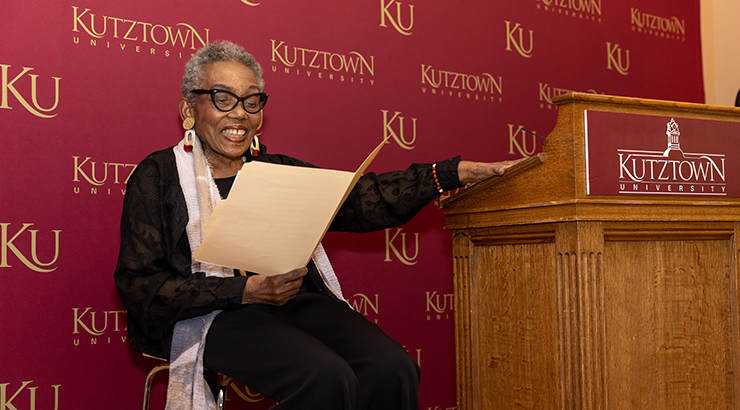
[143,363,170,410]
[217,376,232,410]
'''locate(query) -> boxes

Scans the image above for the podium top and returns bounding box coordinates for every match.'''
[442,93,740,229]
[553,92,740,118]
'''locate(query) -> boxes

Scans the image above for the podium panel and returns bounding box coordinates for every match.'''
[443,94,740,410]
[604,236,732,409]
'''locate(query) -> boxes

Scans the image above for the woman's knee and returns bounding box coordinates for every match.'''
[355,350,420,410]
[283,355,360,408]
[361,347,420,387]
[294,354,358,393]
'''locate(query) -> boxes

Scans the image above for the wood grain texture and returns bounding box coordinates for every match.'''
[471,240,558,409]
[445,94,740,410]
[603,239,732,409]
[453,232,475,410]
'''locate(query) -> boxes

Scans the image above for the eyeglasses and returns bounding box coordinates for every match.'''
[191,89,268,114]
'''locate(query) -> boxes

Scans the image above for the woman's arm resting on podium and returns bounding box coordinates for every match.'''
[457,159,524,185]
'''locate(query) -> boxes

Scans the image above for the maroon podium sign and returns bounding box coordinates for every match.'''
[585,111,740,197]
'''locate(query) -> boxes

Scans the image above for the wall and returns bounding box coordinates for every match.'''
[701,0,740,106]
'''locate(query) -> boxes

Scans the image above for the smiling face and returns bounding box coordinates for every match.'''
[179,60,263,174]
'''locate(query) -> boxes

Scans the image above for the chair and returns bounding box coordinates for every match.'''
[142,356,233,410]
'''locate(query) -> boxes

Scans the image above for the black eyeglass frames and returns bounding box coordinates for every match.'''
[191,89,268,114]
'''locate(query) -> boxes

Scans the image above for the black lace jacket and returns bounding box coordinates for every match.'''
[114,145,462,358]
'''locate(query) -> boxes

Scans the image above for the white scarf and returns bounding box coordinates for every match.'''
[166,134,345,410]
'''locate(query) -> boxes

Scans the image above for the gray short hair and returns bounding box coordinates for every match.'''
[181,40,265,105]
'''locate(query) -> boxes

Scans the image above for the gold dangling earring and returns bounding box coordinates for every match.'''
[250,114,263,157]
[250,135,260,157]
[182,116,195,152]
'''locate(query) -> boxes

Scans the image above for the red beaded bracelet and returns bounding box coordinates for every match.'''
[432,163,443,193]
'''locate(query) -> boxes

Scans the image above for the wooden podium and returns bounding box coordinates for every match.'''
[441,93,740,410]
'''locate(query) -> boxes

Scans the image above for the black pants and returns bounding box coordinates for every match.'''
[203,284,420,410]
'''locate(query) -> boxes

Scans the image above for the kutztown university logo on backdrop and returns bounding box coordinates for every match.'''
[505,21,534,59]
[380,0,414,36]
[630,7,687,42]
[0,382,61,410]
[382,110,418,150]
[0,223,61,273]
[606,42,630,76]
[72,156,138,196]
[420,64,503,104]
[72,307,128,346]
[270,40,375,86]
[535,0,602,22]
[71,6,210,59]
[0,65,61,118]
[384,227,419,265]
[508,124,543,158]
[426,290,453,321]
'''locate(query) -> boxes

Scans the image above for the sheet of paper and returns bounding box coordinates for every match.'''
[192,137,388,276]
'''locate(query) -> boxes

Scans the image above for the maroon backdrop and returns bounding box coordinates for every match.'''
[1,0,703,408]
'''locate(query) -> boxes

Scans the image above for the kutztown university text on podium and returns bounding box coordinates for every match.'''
[442,92,740,410]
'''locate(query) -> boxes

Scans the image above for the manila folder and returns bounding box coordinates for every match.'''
[192,139,386,276]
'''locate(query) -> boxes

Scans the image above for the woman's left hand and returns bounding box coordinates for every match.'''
[457,159,525,185]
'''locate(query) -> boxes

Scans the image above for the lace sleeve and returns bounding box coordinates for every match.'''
[329,156,462,233]
[113,152,246,356]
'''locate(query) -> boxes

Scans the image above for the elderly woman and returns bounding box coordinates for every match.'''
[114,40,519,410]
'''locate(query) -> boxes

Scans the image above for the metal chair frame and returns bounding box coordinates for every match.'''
[142,360,233,410]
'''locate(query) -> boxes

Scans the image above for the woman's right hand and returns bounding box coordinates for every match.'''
[241,267,307,305]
